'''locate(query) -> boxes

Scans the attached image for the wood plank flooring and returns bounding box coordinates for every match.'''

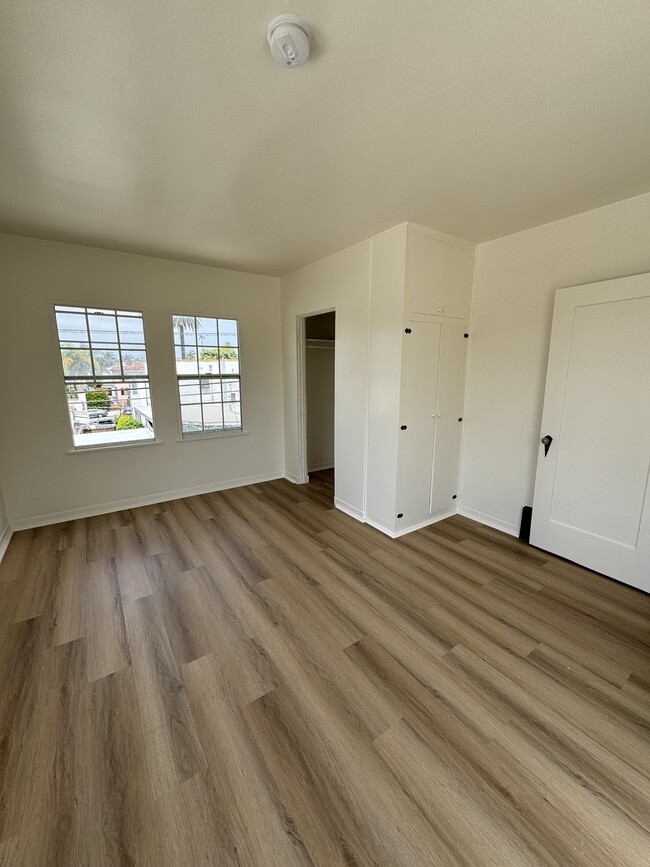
[0,469,649,866]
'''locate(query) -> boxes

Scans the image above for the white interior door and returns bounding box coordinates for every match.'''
[530,273,650,593]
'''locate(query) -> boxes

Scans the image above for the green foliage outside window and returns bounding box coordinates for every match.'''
[200,344,238,360]
[86,389,109,410]
[116,414,144,430]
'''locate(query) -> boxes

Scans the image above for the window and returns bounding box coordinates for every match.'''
[172,314,242,436]
[54,305,155,448]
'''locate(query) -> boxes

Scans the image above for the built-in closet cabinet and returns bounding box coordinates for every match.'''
[405,229,474,319]
[365,223,475,537]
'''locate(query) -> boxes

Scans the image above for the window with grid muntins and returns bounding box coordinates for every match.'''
[54,305,155,448]
[173,314,242,435]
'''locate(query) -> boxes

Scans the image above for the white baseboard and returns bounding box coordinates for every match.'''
[334,497,365,522]
[396,509,459,538]
[0,524,13,563]
[10,471,285,531]
[364,516,393,536]
[366,509,458,539]
[284,472,300,484]
[308,462,334,472]
[457,505,519,538]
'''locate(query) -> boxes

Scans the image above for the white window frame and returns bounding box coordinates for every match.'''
[171,313,243,438]
[53,303,156,450]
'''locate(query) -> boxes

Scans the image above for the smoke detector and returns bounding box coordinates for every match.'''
[267,15,311,68]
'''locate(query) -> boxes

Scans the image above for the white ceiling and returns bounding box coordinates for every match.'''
[1,1,649,276]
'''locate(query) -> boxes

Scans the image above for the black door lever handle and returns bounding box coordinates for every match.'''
[541,434,553,457]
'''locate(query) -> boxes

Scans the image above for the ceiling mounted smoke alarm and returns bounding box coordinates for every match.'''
[267,15,311,68]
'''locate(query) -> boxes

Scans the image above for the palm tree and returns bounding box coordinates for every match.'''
[61,347,91,375]
[173,315,203,359]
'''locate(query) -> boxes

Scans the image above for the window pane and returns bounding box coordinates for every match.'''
[203,403,224,430]
[181,404,203,433]
[56,311,89,344]
[198,358,222,375]
[176,345,198,374]
[223,402,241,428]
[220,357,239,375]
[173,316,198,346]
[88,313,118,343]
[218,343,239,358]
[222,379,240,402]
[61,348,93,376]
[218,319,238,348]
[121,349,147,375]
[197,318,218,345]
[118,315,145,343]
[179,380,201,404]
[92,349,121,376]
[199,379,222,403]
[197,346,220,363]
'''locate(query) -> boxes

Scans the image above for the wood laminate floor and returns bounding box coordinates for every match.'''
[0,469,649,866]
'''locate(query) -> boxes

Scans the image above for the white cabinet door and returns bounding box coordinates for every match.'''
[405,232,473,319]
[530,273,650,593]
[442,244,474,319]
[405,233,445,315]
[397,321,441,527]
[430,323,468,515]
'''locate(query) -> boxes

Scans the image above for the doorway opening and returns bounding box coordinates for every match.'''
[296,310,335,502]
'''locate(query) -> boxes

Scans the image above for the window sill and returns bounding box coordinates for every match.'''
[66,438,164,455]
[176,429,250,443]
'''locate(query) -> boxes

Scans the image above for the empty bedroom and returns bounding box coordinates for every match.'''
[0,2,648,865]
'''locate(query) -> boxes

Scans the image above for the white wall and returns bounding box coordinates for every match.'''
[461,192,650,535]
[281,241,372,517]
[0,234,284,527]
[306,344,335,472]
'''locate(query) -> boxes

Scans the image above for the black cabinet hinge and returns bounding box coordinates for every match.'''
[404,328,412,334]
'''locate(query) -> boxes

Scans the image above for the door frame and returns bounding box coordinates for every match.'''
[296,308,336,485]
